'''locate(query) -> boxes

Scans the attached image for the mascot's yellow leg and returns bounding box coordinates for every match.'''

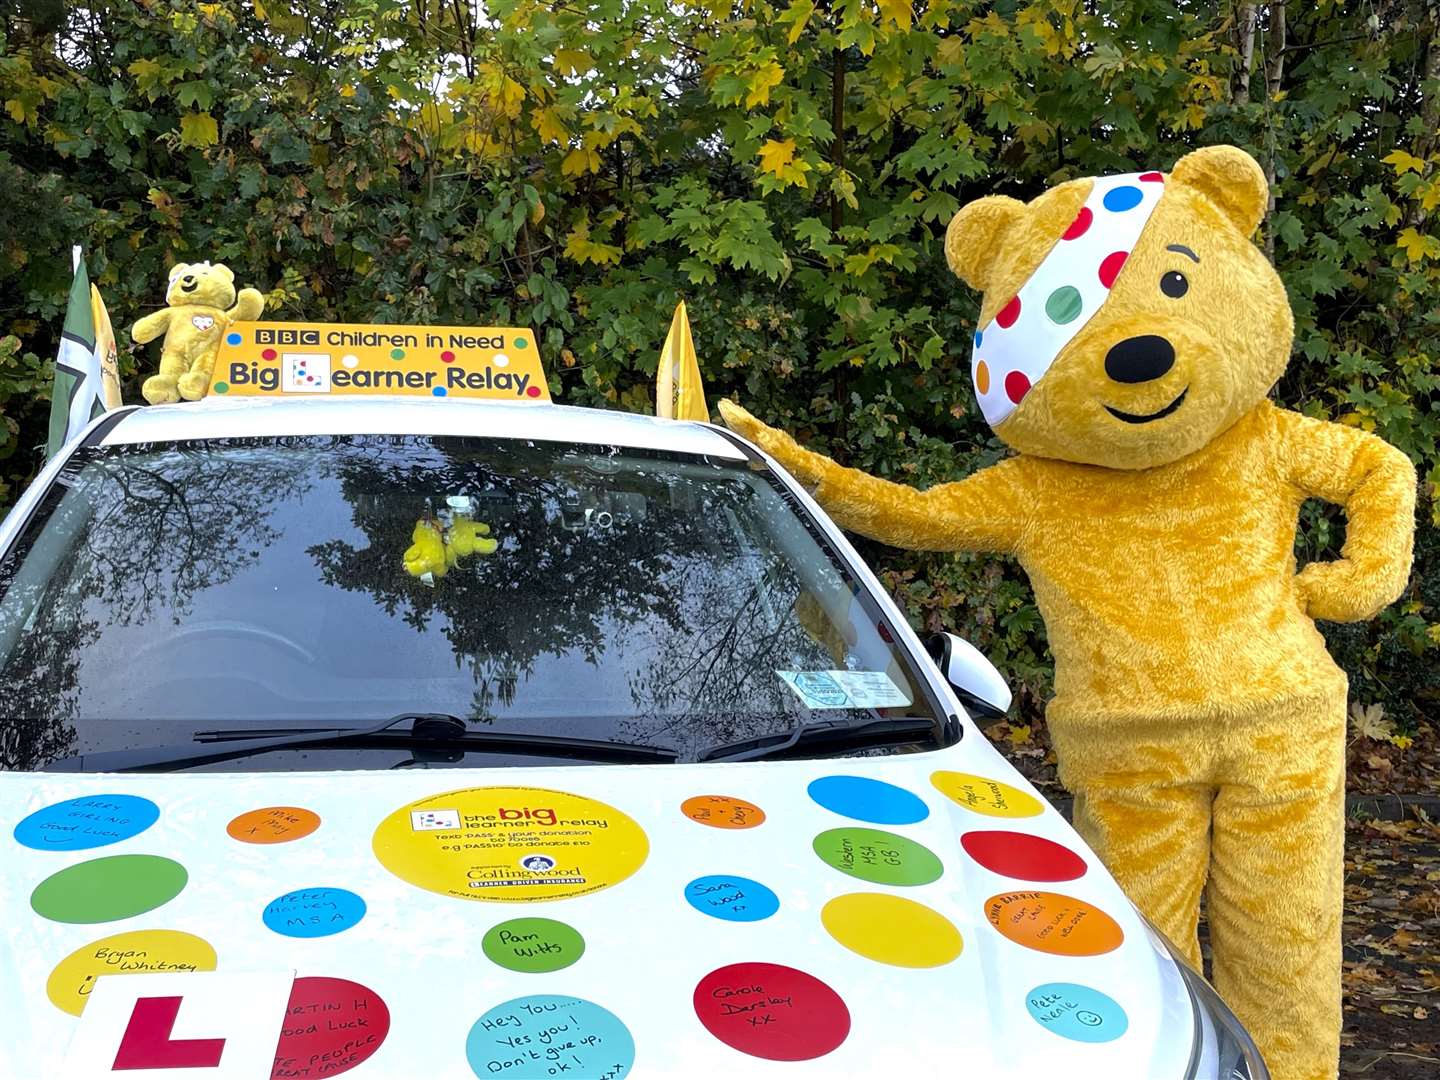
[1207,691,1346,1080]
[141,347,188,405]
[177,344,220,401]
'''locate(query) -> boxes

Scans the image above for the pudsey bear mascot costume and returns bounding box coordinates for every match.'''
[721,145,1417,1080]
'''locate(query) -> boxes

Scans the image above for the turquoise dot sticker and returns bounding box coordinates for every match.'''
[1044,286,1083,325]
[213,381,229,394]
[262,887,366,938]
[466,996,635,1079]
[513,337,528,350]
[807,775,929,825]
[684,875,779,922]
[1026,983,1128,1043]
[13,794,159,851]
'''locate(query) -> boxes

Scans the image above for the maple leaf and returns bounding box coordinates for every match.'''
[1381,149,1428,175]
[757,138,796,176]
[1397,226,1440,263]
[1351,701,1394,741]
[178,112,218,148]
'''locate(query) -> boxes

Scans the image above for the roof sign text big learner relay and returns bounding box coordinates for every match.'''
[210,322,551,401]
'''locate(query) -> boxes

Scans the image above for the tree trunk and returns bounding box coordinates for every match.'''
[831,47,846,233]
[1263,2,1287,261]
[1404,18,1439,230]
[1232,4,1257,106]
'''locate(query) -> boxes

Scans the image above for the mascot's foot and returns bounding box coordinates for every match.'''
[142,376,181,405]
[177,372,211,401]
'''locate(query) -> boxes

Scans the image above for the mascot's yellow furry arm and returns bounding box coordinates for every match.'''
[132,261,265,404]
[722,145,1416,1080]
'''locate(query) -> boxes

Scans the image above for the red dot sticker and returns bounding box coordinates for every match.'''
[1061,207,1092,240]
[1004,370,1031,404]
[693,962,849,1061]
[525,385,541,398]
[441,350,456,363]
[995,296,1021,329]
[262,348,277,361]
[1139,171,1164,182]
[1098,251,1128,288]
[961,831,1087,882]
[271,977,389,1079]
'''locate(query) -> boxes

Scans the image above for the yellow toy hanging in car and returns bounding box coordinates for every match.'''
[403,506,499,586]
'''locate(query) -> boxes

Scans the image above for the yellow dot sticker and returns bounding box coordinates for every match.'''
[46,930,217,1016]
[372,786,649,903]
[931,770,1043,818]
[821,893,963,968]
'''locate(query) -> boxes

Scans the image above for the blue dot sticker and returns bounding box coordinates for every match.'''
[973,329,983,349]
[262,887,366,938]
[13,794,160,851]
[432,386,447,396]
[684,875,779,923]
[1102,185,1143,212]
[807,775,929,825]
[1026,983,1128,1043]
[466,996,635,1079]
[225,331,242,345]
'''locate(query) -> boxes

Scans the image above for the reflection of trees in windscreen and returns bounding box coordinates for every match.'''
[307,443,730,720]
[0,447,313,766]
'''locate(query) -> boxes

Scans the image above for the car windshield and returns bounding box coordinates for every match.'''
[0,434,945,771]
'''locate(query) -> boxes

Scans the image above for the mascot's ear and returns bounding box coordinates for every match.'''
[1171,145,1268,235]
[166,263,190,283]
[945,195,1025,291]
[211,263,236,283]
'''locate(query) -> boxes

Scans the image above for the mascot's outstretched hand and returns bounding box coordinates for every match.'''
[133,261,265,404]
[722,145,1416,1080]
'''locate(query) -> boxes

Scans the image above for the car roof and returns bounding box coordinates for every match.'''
[95,396,748,460]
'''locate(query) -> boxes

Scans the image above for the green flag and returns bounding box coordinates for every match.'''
[46,252,110,458]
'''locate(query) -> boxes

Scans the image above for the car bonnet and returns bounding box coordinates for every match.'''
[0,737,1195,1079]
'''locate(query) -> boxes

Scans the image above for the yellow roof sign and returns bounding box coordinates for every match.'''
[210,322,550,401]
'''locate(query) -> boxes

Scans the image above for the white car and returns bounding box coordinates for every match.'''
[0,388,1266,1079]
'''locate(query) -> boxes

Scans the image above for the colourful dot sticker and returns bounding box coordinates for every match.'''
[372,786,649,903]
[226,331,242,344]
[441,350,456,362]
[390,347,405,360]
[694,962,849,1061]
[227,806,321,844]
[14,794,160,851]
[1139,171,1164,183]
[1099,250,1128,288]
[931,770,1043,817]
[262,347,277,360]
[961,830,1087,881]
[263,887,366,938]
[31,854,187,924]
[1102,185,1143,212]
[525,385,542,398]
[1026,982,1129,1043]
[1062,206,1093,240]
[482,917,585,974]
[513,337,528,349]
[465,996,634,1079]
[975,359,991,394]
[273,977,390,1078]
[821,893,963,968]
[812,827,942,886]
[995,296,1021,329]
[1045,285,1083,325]
[973,329,983,348]
[985,891,1124,956]
[46,930,217,1016]
[681,795,765,830]
[807,775,929,825]
[213,382,229,393]
[1004,369,1031,404]
[684,875,779,922]
[492,353,511,367]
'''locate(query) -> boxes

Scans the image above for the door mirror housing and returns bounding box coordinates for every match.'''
[925,633,1012,720]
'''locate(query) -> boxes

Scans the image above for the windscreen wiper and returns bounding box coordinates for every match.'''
[697,715,946,763]
[45,713,678,773]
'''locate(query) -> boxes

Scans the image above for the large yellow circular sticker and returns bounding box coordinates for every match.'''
[47,930,217,1016]
[931,770,1043,818]
[372,787,649,902]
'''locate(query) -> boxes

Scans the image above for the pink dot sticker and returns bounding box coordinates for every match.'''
[961,830,1087,882]
[1139,171,1165,182]
[441,350,456,363]
[262,348,277,360]
[526,385,541,398]
[1098,251,1128,289]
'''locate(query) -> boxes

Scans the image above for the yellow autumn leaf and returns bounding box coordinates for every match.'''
[532,107,568,144]
[935,37,965,66]
[562,146,602,176]
[1381,149,1427,175]
[1396,226,1440,263]
[553,48,589,76]
[338,83,357,98]
[563,218,622,265]
[780,0,815,44]
[1006,724,1033,747]
[744,60,785,109]
[877,0,913,30]
[757,138,797,175]
[178,111,219,148]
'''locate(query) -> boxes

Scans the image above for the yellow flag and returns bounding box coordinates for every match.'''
[655,300,708,421]
[90,284,123,409]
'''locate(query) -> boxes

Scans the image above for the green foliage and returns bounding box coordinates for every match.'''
[0,0,1436,725]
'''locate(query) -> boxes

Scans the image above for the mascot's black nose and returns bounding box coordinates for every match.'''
[1105,335,1175,383]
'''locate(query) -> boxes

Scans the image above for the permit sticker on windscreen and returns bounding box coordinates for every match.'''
[777,670,912,709]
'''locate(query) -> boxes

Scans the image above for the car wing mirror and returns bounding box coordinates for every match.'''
[925,633,1012,720]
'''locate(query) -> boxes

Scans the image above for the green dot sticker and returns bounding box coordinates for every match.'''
[1045,286,1083,325]
[213,382,229,394]
[390,347,405,360]
[31,855,188,924]
[513,337,528,350]
[812,827,943,886]
[481,917,585,974]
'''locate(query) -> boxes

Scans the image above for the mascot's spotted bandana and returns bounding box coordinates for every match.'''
[721,145,1417,1080]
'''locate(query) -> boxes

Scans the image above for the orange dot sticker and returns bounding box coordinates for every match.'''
[931,770,1043,818]
[984,891,1124,957]
[227,806,321,844]
[975,359,991,395]
[681,795,766,830]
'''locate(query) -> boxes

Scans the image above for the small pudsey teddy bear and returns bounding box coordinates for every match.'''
[722,145,1416,1080]
[446,516,498,559]
[132,261,264,404]
[403,513,499,585]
